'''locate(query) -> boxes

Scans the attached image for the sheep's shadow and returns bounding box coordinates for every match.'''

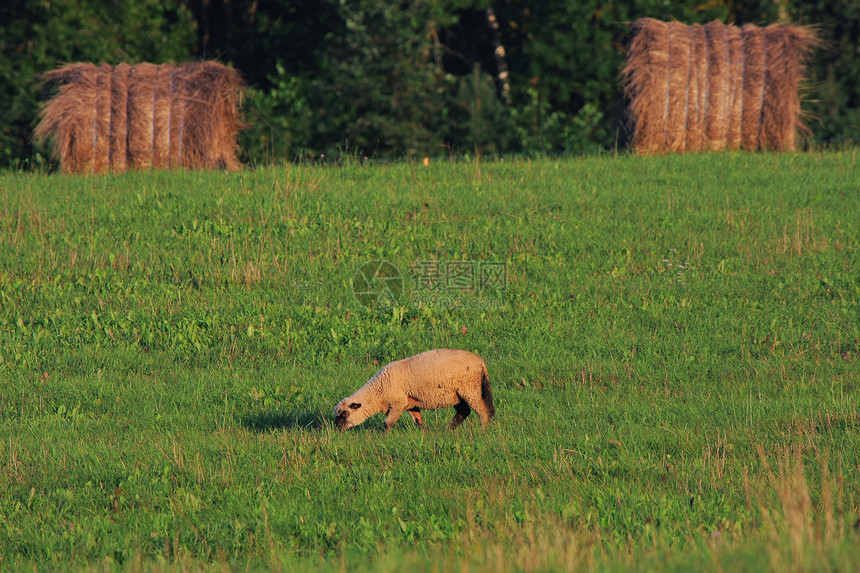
[240,409,330,433]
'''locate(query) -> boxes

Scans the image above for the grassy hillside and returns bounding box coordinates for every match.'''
[1,153,858,571]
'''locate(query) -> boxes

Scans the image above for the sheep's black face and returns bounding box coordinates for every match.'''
[334,402,362,430]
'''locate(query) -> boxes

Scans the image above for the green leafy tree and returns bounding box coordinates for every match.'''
[316,0,447,158]
[2,0,859,168]
[449,64,513,156]
[491,0,752,150]
[793,0,860,143]
[241,0,459,161]
[182,0,343,87]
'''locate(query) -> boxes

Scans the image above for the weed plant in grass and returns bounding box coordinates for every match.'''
[0,152,858,571]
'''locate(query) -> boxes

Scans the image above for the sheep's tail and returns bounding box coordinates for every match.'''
[481,367,496,419]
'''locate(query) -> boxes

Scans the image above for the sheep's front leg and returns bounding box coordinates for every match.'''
[384,404,406,432]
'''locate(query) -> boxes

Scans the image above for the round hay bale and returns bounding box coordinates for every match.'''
[150,65,173,169]
[35,64,100,173]
[725,24,745,150]
[623,18,671,154]
[109,63,131,171]
[91,63,113,173]
[623,18,818,155]
[127,63,159,169]
[704,21,728,150]
[665,21,691,153]
[35,60,245,173]
[740,24,765,150]
[760,25,818,151]
[688,24,707,151]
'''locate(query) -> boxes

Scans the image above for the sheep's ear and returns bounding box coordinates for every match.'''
[349,402,362,410]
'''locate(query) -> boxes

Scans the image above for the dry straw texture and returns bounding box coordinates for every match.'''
[623,18,817,154]
[35,61,245,174]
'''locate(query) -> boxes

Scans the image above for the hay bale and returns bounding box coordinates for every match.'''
[740,24,766,151]
[180,61,245,170]
[664,21,690,153]
[760,25,818,151]
[762,26,791,151]
[703,21,727,150]
[151,66,173,170]
[724,24,745,150]
[35,64,97,173]
[127,63,158,170]
[624,18,670,154]
[35,60,245,174]
[91,64,113,173]
[109,63,130,172]
[166,67,187,168]
[623,18,817,154]
[689,24,707,152]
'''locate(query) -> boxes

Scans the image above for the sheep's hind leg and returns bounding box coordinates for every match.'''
[407,408,425,430]
[464,395,493,428]
[447,399,471,430]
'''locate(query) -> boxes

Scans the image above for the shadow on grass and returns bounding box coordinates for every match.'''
[240,409,331,432]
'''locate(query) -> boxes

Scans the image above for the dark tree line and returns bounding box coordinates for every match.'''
[1,0,857,168]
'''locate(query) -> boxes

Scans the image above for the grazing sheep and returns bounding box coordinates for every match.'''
[334,349,495,431]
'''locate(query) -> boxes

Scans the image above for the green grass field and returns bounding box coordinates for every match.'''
[1,152,859,571]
